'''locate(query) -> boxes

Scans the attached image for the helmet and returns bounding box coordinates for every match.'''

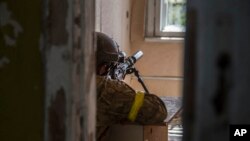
[96,32,119,67]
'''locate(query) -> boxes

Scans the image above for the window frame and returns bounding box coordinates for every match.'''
[145,0,185,39]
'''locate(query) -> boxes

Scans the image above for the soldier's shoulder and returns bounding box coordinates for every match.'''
[96,76,131,88]
[96,75,113,82]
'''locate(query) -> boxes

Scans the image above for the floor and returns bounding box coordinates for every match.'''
[160,96,183,141]
[168,125,183,141]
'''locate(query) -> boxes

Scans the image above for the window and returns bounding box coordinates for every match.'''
[145,0,186,39]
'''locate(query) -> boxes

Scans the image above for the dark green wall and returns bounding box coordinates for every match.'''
[0,0,43,140]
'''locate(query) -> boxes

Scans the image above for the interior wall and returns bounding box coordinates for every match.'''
[130,0,184,97]
[95,0,131,55]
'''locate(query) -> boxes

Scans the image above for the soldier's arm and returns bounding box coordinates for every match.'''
[97,76,167,125]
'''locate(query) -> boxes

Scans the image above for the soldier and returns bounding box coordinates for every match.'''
[96,32,167,141]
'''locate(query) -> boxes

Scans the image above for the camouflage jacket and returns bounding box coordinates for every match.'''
[96,76,167,126]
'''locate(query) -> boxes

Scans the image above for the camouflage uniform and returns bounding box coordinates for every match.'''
[96,76,167,140]
[95,32,167,140]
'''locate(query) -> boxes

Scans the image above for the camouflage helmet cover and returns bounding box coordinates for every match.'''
[96,32,119,66]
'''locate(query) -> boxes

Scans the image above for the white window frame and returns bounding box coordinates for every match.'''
[145,0,185,39]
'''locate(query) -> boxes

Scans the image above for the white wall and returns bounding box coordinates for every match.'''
[95,0,131,54]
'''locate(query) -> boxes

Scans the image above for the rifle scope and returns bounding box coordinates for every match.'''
[126,51,143,67]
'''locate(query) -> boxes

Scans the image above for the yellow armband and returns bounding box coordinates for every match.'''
[128,91,145,122]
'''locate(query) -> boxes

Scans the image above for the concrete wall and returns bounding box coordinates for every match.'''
[43,0,96,141]
[0,0,96,141]
[130,0,184,97]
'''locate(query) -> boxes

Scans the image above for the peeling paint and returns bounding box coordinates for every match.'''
[0,56,10,68]
[0,2,23,47]
[45,47,71,100]
[43,0,96,140]
[48,0,68,45]
[49,87,66,141]
[87,74,96,140]
[4,34,16,46]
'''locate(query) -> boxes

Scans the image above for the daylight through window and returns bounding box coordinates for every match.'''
[145,0,186,38]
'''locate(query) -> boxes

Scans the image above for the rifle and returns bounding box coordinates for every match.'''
[109,50,150,93]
